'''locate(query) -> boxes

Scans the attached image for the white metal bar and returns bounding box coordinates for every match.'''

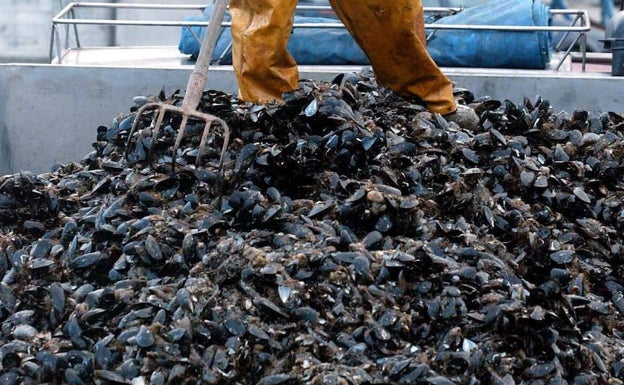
[52,3,590,32]
[49,2,592,71]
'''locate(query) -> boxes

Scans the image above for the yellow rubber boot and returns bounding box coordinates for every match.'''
[229,0,299,104]
[328,0,457,115]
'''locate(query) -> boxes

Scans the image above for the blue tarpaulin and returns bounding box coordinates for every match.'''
[427,0,552,69]
[179,0,551,69]
[178,9,369,65]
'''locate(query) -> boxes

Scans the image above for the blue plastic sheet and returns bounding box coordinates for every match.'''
[427,0,552,69]
[179,0,551,69]
[178,8,368,65]
[178,3,235,62]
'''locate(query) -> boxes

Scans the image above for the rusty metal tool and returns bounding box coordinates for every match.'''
[126,0,230,171]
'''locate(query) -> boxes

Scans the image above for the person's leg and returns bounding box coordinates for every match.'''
[328,0,456,115]
[230,0,299,103]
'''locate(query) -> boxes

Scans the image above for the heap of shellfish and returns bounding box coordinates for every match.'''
[1,69,624,384]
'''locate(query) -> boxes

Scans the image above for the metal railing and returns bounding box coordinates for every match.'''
[50,2,591,71]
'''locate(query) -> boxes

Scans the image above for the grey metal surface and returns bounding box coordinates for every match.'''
[1,63,624,176]
[449,68,624,114]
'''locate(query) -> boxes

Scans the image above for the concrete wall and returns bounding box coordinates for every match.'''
[0,0,54,62]
[1,0,110,63]
[0,0,202,64]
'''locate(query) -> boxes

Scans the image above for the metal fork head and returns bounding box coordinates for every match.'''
[125,101,230,173]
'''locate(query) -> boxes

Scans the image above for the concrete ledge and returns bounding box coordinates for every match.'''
[1,63,623,175]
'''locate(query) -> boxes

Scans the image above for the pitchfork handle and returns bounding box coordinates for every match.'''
[183,0,230,112]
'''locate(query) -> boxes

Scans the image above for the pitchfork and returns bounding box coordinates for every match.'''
[125,0,230,172]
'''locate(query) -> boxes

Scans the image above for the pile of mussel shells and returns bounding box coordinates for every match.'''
[1,69,624,385]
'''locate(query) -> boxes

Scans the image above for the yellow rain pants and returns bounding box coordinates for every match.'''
[229,0,457,114]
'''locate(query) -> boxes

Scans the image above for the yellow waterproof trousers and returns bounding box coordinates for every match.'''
[229,0,457,114]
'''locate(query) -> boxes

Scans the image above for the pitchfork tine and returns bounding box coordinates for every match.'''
[124,102,159,160]
[172,114,190,162]
[125,0,230,171]
[168,0,230,170]
[147,107,169,164]
[196,114,230,171]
